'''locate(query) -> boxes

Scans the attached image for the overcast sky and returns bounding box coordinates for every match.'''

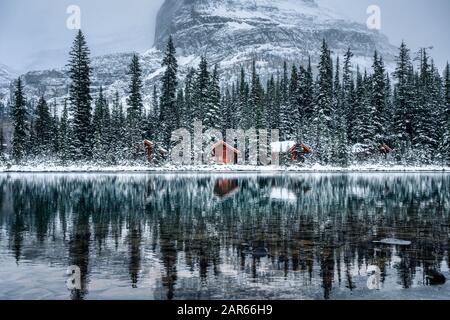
[0,0,448,73]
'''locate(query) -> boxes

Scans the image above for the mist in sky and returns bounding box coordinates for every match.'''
[0,0,448,72]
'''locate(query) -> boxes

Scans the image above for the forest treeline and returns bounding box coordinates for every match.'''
[3,30,450,166]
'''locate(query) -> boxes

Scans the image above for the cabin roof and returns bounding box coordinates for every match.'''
[144,139,154,147]
[211,140,240,154]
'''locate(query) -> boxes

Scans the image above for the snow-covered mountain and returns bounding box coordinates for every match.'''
[155,0,396,71]
[17,0,397,108]
[0,64,16,102]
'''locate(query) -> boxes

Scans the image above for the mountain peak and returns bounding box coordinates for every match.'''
[154,0,396,72]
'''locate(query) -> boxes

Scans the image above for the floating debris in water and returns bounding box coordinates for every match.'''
[373,238,412,246]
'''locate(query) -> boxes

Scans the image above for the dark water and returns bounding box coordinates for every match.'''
[1,173,450,300]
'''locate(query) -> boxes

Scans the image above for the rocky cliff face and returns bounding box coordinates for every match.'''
[10,0,397,108]
[0,64,16,102]
[154,0,396,71]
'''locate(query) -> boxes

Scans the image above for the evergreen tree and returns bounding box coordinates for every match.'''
[92,87,109,161]
[393,41,414,151]
[371,51,387,145]
[332,56,349,166]
[51,101,60,156]
[440,62,450,163]
[204,64,221,129]
[237,67,249,129]
[193,56,210,124]
[0,125,4,161]
[314,40,334,163]
[266,75,279,130]
[59,100,72,163]
[145,85,160,139]
[11,78,28,163]
[249,61,265,130]
[342,48,356,143]
[279,62,291,140]
[288,65,300,139]
[303,57,315,122]
[126,54,144,152]
[181,69,195,128]
[110,92,126,162]
[222,87,233,131]
[68,30,92,159]
[159,36,178,148]
[414,49,440,160]
[34,96,52,157]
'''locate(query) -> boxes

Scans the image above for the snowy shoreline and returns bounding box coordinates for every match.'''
[1,164,449,173]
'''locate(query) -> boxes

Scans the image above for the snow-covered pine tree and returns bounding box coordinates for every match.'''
[11,77,28,163]
[427,61,444,156]
[371,51,387,147]
[352,67,374,148]
[222,87,233,132]
[34,96,52,157]
[143,85,160,140]
[159,35,178,148]
[182,68,195,130]
[0,125,4,162]
[92,86,109,161]
[126,54,145,157]
[110,91,126,162]
[249,61,266,130]
[288,65,300,139]
[176,88,185,128]
[279,62,291,140]
[393,42,414,154]
[332,56,349,166]
[59,100,72,163]
[298,58,314,142]
[237,67,249,129]
[204,64,221,130]
[361,70,377,146]
[439,62,450,163]
[68,30,93,160]
[51,101,60,157]
[314,39,334,163]
[342,48,356,143]
[193,56,210,124]
[266,75,279,130]
[413,49,440,161]
[384,73,394,147]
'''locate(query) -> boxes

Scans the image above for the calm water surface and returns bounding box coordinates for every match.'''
[1,172,450,300]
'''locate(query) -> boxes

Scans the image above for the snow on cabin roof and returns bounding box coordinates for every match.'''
[144,139,154,146]
[352,143,370,154]
[271,141,296,153]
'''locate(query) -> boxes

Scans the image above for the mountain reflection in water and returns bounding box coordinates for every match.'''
[0,173,450,300]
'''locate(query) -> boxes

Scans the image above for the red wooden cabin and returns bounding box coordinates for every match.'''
[144,140,154,161]
[289,143,313,161]
[211,140,240,165]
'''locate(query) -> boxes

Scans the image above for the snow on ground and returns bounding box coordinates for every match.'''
[0,164,449,173]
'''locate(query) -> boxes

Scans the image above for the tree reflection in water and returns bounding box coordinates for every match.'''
[0,173,449,300]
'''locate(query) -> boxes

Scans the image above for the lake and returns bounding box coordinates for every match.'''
[0,172,450,300]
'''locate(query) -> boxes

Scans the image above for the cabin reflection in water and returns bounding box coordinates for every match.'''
[213,178,239,199]
[0,173,450,300]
